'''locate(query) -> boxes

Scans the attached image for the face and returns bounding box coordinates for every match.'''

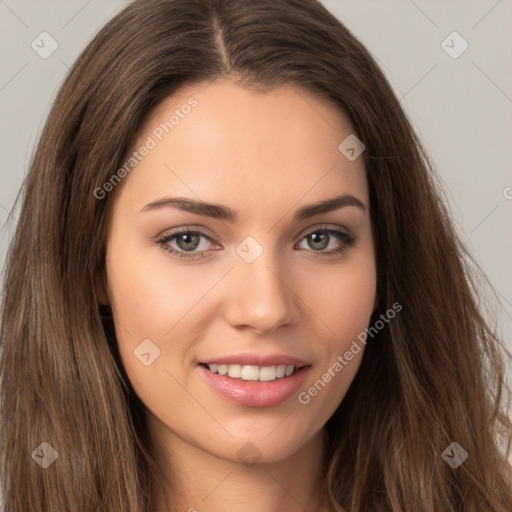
[99,77,376,465]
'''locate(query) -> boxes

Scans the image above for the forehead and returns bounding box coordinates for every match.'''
[116,78,368,216]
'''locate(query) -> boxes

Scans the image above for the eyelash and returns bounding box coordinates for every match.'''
[156,225,357,261]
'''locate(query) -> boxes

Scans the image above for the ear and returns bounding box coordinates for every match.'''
[94,270,110,306]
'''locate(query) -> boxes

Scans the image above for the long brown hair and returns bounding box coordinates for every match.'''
[1,0,511,510]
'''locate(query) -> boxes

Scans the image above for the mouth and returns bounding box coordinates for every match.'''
[200,363,299,382]
[197,358,311,407]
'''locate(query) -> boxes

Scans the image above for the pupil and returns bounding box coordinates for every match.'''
[178,234,198,250]
[310,232,328,250]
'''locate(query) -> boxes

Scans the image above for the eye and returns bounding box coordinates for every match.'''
[296,226,356,258]
[156,225,357,261]
[156,228,216,260]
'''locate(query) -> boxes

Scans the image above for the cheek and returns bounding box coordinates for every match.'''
[295,271,374,425]
[103,244,184,374]
[303,253,377,350]
[104,251,199,417]
[297,252,376,408]
[329,268,376,347]
[105,244,201,337]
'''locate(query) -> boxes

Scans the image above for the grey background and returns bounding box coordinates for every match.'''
[0,0,511,429]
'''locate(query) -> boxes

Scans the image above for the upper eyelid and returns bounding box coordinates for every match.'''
[158,223,351,241]
[157,224,352,251]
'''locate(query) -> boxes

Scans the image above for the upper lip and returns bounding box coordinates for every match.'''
[199,353,311,368]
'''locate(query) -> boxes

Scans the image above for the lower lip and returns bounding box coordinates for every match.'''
[197,365,311,407]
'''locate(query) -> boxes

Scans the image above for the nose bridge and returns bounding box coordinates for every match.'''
[224,233,299,332]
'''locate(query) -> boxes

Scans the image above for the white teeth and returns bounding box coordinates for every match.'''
[259,366,277,382]
[206,363,297,381]
[241,365,260,381]
[227,364,242,378]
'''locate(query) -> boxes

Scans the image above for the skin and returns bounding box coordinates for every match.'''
[97,77,377,512]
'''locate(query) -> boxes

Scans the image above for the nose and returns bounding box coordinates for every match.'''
[223,245,301,334]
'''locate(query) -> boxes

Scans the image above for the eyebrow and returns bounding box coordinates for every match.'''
[140,194,366,222]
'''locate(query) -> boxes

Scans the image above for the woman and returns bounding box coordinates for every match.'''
[1,0,511,510]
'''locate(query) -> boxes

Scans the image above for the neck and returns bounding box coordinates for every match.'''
[148,417,332,512]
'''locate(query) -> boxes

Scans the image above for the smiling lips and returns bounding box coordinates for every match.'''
[198,353,312,407]
[204,363,296,382]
